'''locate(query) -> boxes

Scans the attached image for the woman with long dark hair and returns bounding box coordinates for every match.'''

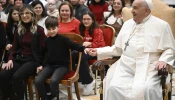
[6,7,19,49]
[4,7,19,62]
[104,0,125,37]
[0,5,46,100]
[72,11,105,96]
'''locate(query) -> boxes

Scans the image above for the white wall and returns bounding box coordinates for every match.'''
[161,0,175,5]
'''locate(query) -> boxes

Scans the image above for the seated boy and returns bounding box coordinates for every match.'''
[34,16,86,100]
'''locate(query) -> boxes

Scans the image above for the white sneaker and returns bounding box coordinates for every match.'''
[82,80,95,96]
[72,84,75,92]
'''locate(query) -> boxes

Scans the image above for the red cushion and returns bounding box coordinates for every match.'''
[63,71,75,80]
[88,59,97,65]
[102,27,113,46]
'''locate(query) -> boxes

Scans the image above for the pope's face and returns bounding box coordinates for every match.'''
[131,0,148,23]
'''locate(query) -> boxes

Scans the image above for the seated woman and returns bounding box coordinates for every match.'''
[58,1,80,34]
[0,5,46,100]
[72,11,106,96]
[4,7,19,62]
[103,0,125,37]
[31,0,48,35]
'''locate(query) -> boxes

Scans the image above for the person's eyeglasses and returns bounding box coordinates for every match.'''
[48,3,55,7]
[19,12,31,16]
[83,18,92,21]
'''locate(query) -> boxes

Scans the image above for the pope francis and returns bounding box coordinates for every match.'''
[85,0,175,100]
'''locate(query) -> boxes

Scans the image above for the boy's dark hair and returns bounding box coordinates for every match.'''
[45,16,58,29]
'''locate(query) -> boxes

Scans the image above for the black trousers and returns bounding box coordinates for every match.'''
[72,51,96,84]
[34,65,69,100]
[0,58,38,100]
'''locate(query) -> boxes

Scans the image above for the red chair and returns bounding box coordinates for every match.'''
[88,24,115,94]
[2,22,6,28]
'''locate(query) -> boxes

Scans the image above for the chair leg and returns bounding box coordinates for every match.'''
[67,86,73,100]
[168,92,171,100]
[34,86,40,100]
[28,80,33,100]
[74,81,80,100]
[24,82,28,100]
[94,70,98,95]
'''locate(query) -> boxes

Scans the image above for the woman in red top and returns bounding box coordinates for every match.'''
[72,11,105,96]
[58,1,80,34]
[88,0,108,24]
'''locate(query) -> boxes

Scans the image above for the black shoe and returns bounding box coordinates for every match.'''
[47,95,55,100]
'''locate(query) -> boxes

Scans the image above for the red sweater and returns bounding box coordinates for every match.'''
[58,18,80,34]
[83,28,105,48]
[89,3,108,24]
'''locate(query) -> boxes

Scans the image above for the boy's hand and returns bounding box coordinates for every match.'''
[37,66,43,74]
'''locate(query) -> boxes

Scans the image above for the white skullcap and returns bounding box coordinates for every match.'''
[144,0,153,10]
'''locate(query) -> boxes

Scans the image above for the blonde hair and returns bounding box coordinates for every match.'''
[18,4,37,35]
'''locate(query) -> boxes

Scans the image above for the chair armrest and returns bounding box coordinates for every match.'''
[92,56,120,71]
[158,65,174,98]
[158,65,173,77]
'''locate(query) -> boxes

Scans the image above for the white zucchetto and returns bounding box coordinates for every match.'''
[144,0,153,10]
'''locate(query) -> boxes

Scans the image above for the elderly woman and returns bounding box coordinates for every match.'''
[0,5,46,100]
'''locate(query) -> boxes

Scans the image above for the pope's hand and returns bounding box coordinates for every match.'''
[88,48,97,56]
[155,61,167,70]
[37,66,43,74]
[4,60,13,70]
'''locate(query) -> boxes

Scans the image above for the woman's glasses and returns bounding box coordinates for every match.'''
[19,12,31,16]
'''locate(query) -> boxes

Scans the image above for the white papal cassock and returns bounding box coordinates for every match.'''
[97,15,175,100]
